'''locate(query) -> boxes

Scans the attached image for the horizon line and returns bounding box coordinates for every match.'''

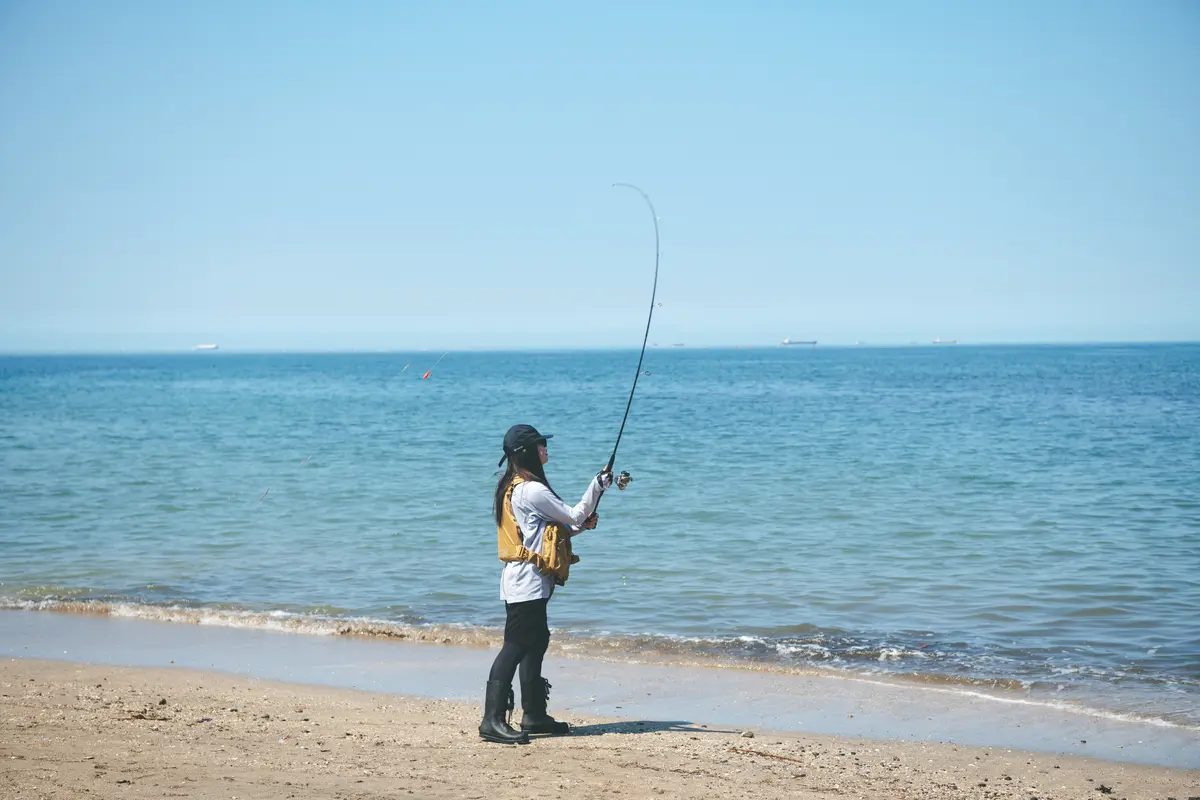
[1,339,1198,356]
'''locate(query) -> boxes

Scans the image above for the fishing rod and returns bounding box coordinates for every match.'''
[599,182,661,499]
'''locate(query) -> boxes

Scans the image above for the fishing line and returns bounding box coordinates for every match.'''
[601,182,661,494]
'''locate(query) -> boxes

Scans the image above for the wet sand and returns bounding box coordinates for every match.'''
[4,658,1198,800]
[3,610,1198,770]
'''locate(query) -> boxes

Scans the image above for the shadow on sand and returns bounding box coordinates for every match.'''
[555,720,740,738]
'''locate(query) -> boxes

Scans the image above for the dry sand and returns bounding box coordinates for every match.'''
[2,658,1196,800]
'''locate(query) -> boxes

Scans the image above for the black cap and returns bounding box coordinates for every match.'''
[498,424,553,467]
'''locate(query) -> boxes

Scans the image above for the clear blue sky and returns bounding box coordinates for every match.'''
[1,1,1197,351]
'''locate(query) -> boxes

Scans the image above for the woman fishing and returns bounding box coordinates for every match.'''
[478,184,657,745]
[478,424,612,744]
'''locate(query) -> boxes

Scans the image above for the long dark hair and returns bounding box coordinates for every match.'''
[493,443,556,525]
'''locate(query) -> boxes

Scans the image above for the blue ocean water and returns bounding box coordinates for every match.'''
[2,346,1198,727]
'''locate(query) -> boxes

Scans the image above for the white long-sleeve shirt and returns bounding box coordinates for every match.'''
[500,476,605,603]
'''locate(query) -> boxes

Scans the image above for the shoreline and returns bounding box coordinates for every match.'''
[5,599,1194,737]
[4,658,1198,800]
[3,610,1198,771]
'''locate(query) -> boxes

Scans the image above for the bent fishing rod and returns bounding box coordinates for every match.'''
[598,182,660,503]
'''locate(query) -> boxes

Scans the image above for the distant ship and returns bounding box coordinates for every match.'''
[192,344,219,351]
[781,338,817,346]
[932,338,957,345]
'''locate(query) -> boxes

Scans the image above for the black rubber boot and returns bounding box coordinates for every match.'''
[478,681,529,744]
[520,678,570,735]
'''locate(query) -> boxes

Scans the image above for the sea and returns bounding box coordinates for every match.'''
[2,345,1198,731]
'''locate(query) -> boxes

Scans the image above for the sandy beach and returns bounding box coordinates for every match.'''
[3,658,1196,800]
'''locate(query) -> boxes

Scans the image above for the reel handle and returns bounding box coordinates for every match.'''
[593,467,631,515]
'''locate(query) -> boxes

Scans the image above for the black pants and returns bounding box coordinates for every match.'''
[487,598,550,687]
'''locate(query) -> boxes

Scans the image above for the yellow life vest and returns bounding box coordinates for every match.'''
[498,476,580,586]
